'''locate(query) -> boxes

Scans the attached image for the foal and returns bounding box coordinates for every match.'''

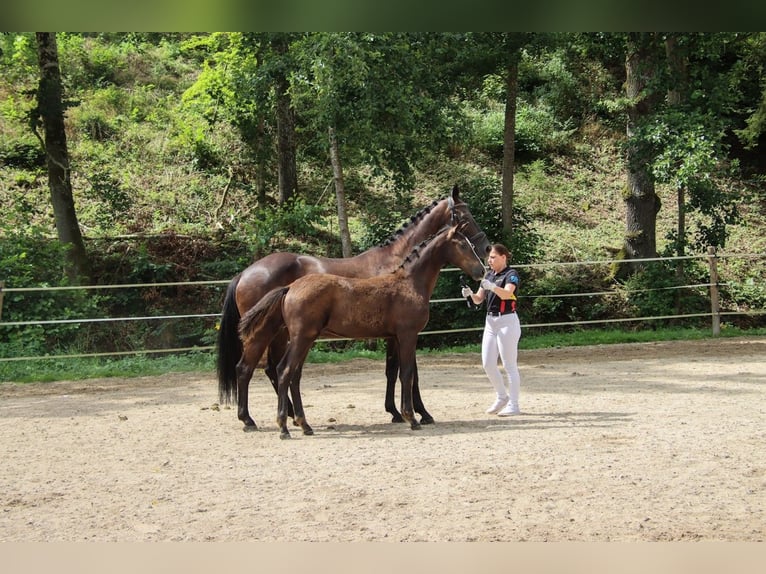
[238,223,486,439]
[218,186,490,429]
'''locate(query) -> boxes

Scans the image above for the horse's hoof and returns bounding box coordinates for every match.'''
[303,427,314,436]
[391,414,405,423]
[279,431,291,440]
[241,418,258,431]
[410,421,422,431]
[419,416,435,425]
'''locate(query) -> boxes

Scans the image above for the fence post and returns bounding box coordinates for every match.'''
[707,246,720,336]
[0,280,4,322]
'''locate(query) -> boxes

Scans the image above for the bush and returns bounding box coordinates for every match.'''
[0,229,101,358]
[515,101,576,157]
[621,260,711,328]
[0,140,46,169]
[468,100,576,160]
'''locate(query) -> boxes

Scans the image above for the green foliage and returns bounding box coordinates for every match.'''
[516,102,576,157]
[0,228,101,358]
[81,170,133,228]
[213,198,332,258]
[458,175,541,263]
[467,99,575,160]
[621,260,710,326]
[0,33,37,83]
[642,109,741,251]
[1,32,764,380]
[521,259,630,328]
[0,139,45,169]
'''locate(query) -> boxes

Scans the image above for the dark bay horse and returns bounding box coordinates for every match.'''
[238,222,487,439]
[217,185,490,430]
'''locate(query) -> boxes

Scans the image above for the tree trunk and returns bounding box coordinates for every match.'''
[622,33,660,273]
[665,33,688,316]
[255,116,268,206]
[501,53,519,240]
[271,34,298,205]
[329,126,353,258]
[253,41,269,207]
[665,34,688,266]
[35,32,89,283]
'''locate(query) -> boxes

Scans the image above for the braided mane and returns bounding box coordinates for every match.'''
[379,198,442,247]
[397,225,450,271]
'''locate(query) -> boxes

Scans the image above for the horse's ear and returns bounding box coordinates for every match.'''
[452,184,460,201]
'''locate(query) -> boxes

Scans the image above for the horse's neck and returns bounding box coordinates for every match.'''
[312,199,449,277]
[399,236,450,296]
[360,200,448,267]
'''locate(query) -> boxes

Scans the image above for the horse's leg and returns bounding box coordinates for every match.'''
[267,329,296,421]
[397,335,421,431]
[275,337,312,439]
[388,340,432,424]
[237,332,277,431]
[412,358,434,425]
[235,358,257,430]
[289,360,314,436]
[384,339,405,423]
[275,356,293,440]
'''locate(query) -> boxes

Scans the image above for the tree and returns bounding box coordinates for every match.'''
[618,33,663,277]
[735,32,766,150]
[270,33,299,205]
[182,33,299,209]
[648,33,742,254]
[610,32,748,278]
[328,126,353,257]
[291,33,465,254]
[499,35,529,239]
[33,32,89,282]
[458,33,537,241]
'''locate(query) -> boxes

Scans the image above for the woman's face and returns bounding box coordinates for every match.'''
[487,249,507,272]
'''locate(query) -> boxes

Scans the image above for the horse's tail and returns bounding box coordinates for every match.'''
[217,274,243,405]
[238,286,289,350]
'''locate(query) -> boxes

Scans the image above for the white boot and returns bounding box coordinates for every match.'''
[485,396,509,414]
[497,402,520,416]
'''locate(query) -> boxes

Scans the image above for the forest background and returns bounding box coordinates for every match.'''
[1,32,765,374]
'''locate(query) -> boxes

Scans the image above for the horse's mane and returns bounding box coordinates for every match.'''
[397,225,450,272]
[379,198,443,247]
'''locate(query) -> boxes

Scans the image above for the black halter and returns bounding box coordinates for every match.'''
[449,196,488,253]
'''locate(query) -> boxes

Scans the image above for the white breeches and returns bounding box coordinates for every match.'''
[481,313,521,407]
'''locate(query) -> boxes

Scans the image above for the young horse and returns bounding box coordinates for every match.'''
[237,223,486,439]
[218,185,490,430]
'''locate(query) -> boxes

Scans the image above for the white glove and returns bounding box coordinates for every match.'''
[481,279,494,291]
[461,286,472,298]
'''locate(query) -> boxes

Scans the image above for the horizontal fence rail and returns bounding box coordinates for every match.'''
[1,251,764,364]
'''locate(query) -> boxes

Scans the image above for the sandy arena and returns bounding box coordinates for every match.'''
[1,337,764,541]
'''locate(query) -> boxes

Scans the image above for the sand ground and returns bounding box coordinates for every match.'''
[1,337,764,541]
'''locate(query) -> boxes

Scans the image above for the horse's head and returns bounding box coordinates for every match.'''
[447,185,491,257]
[447,223,487,281]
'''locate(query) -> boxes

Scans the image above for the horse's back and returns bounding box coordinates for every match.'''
[236,252,304,311]
[235,252,370,312]
[282,273,426,340]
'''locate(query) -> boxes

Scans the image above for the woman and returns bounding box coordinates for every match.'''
[461,243,522,416]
